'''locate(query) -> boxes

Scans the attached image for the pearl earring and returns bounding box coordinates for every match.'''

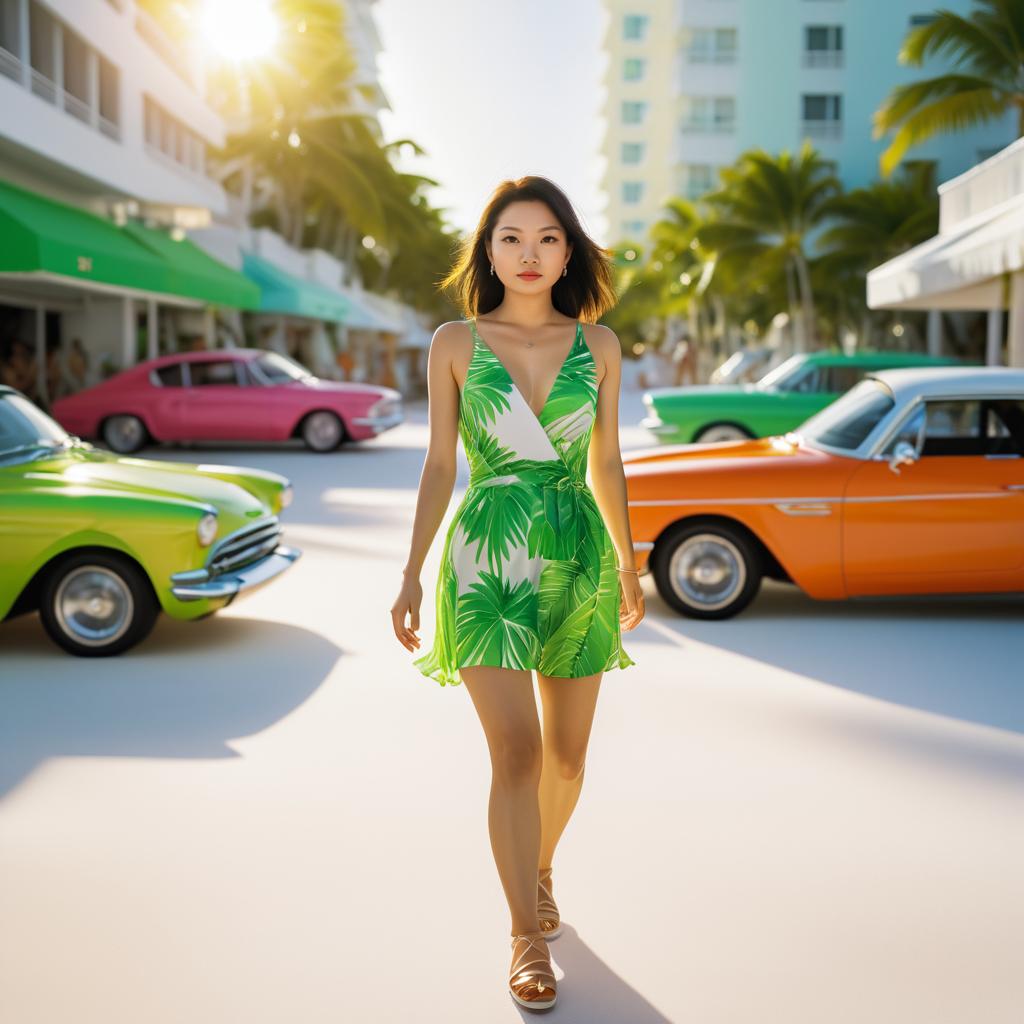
[490,263,495,275]
[562,265,568,277]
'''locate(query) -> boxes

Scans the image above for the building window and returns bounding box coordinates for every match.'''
[681,95,735,133]
[683,164,715,199]
[685,27,737,64]
[9,1,121,139]
[144,92,208,176]
[621,141,644,164]
[623,14,648,40]
[621,219,646,238]
[909,14,937,26]
[622,100,647,124]
[622,181,644,204]
[803,25,843,67]
[623,56,645,81]
[801,93,842,138]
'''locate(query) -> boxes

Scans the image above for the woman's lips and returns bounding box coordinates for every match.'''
[518,272,541,279]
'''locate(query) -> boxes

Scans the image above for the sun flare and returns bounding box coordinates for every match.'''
[198,0,278,62]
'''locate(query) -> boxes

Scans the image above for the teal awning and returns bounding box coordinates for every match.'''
[242,251,351,322]
[0,177,261,308]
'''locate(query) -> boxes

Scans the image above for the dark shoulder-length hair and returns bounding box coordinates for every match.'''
[439,175,617,323]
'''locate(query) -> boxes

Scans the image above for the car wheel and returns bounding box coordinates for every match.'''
[38,551,160,656]
[101,414,148,453]
[693,422,753,443]
[651,522,762,619]
[301,410,344,452]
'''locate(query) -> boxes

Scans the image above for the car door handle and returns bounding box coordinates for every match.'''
[1003,484,1024,491]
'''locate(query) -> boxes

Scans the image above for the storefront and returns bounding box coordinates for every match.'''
[0,177,259,408]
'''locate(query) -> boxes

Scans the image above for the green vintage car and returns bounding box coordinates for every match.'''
[641,350,970,443]
[0,386,301,656]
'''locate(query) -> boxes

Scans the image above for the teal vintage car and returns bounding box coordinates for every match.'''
[0,386,301,656]
[641,350,970,443]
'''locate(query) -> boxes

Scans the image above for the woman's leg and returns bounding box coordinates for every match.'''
[460,664,544,934]
[535,671,603,871]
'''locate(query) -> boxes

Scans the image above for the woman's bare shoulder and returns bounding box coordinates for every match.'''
[430,320,473,352]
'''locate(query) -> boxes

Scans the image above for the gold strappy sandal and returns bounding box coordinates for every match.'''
[508,929,557,1010]
[537,867,562,939]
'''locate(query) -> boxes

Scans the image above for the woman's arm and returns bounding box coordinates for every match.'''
[391,324,462,652]
[586,324,645,630]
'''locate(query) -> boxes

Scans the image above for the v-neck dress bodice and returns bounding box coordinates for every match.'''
[412,317,637,687]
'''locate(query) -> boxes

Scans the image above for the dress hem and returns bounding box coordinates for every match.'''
[413,648,637,689]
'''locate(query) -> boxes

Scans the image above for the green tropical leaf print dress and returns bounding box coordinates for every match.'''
[413,318,637,687]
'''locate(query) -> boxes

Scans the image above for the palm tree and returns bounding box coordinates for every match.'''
[873,0,1023,178]
[815,162,940,347]
[695,142,841,350]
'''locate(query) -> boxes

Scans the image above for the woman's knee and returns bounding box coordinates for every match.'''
[490,733,543,783]
[548,749,586,781]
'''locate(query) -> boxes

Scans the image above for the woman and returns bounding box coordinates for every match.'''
[391,176,644,1011]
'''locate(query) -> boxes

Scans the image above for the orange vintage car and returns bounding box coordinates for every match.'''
[623,367,1024,618]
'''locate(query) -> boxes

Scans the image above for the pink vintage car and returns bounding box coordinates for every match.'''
[51,349,403,453]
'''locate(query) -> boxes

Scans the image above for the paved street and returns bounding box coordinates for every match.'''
[1,386,1022,1023]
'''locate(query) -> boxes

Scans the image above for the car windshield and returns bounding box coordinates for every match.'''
[790,378,896,452]
[255,352,314,383]
[756,355,805,390]
[0,393,69,457]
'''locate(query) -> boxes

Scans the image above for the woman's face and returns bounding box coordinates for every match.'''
[485,200,573,293]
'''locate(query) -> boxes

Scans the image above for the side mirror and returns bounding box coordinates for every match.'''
[888,440,918,475]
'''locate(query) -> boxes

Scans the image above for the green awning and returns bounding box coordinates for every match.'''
[0,177,169,293]
[242,251,351,322]
[0,177,260,308]
[123,221,261,309]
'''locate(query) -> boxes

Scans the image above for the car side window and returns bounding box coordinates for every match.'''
[189,360,241,387]
[822,365,864,393]
[881,400,1022,457]
[236,361,263,386]
[985,399,1024,455]
[154,364,185,387]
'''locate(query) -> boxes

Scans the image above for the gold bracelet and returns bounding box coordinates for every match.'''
[616,566,639,574]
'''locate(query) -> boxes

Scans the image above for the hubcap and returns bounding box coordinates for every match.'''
[698,425,747,443]
[54,566,134,646]
[306,412,341,449]
[106,416,143,450]
[668,533,746,611]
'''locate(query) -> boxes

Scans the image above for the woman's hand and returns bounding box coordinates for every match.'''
[618,570,645,631]
[391,572,423,652]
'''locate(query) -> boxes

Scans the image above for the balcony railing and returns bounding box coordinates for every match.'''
[685,49,737,64]
[0,44,21,83]
[800,119,842,139]
[802,50,843,68]
[681,119,735,134]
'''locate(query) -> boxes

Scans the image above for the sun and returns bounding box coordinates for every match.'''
[198,0,279,62]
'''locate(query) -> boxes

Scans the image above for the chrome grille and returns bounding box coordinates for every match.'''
[207,518,281,575]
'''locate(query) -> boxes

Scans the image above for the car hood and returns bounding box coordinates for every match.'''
[282,378,401,400]
[13,447,270,532]
[623,435,855,496]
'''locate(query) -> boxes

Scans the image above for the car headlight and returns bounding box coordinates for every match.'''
[279,484,293,510]
[197,512,218,547]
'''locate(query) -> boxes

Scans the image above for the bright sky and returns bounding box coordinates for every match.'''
[374,0,610,244]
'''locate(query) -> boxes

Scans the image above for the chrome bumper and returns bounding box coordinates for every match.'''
[639,416,677,435]
[351,409,404,433]
[171,545,302,602]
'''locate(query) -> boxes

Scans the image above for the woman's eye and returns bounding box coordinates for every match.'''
[501,235,518,243]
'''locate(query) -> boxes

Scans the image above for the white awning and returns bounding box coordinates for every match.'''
[867,193,1024,311]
